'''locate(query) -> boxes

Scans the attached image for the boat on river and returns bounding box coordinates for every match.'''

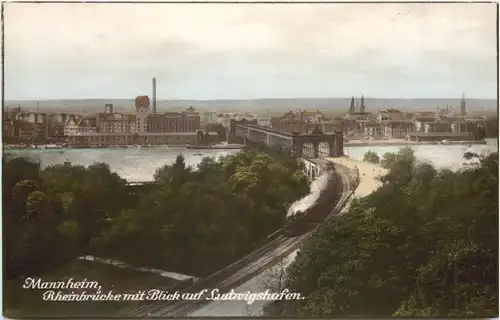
[185,141,244,150]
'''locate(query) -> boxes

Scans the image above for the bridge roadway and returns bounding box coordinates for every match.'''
[125,160,354,318]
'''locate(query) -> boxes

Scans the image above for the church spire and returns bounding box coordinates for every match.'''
[360,95,365,113]
[460,93,467,116]
[349,96,355,114]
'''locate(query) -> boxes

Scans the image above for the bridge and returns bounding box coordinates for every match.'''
[230,119,344,158]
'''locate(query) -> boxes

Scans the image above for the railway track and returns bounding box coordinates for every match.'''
[151,236,304,317]
[126,162,353,318]
[125,234,290,317]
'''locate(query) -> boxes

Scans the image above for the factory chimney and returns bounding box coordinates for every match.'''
[152,77,157,115]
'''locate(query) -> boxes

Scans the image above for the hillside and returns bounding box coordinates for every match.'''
[5,98,497,117]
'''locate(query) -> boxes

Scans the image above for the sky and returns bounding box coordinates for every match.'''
[4,2,498,100]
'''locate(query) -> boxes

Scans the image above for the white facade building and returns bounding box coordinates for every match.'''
[64,117,79,136]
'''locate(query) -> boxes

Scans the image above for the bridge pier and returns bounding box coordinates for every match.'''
[313,143,319,158]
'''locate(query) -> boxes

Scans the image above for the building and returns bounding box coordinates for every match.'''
[346,96,371,121]
[270,111,308,133]
[181,107,201,132]
[15,112,47,124]
[67,131,219,146]
[297,109,324,123]
[377,111,415,138]
[47,113,70,140]
[147,114,170,132]
[315,119,352,134]
[363,122,383,137]
[147,107,201,133]
[97,104,136,133]
[258,119,271,127]
[13,120,36,141]
[422,121,452,133]
[4,106,22,120]
[64,116,81,136]
[381,121,415,138]
[78,117,98,134]
[3,119,15,138]
[460,94,468,116]
[48,113,70,125]
[207,112,258,128]
[135,96,151,133]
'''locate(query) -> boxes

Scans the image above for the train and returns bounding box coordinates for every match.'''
[283,162,341,237]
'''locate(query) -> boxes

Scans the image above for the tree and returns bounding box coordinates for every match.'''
[380,152,397,169]
[3,157,130,279]
[4,149,310,285]
[279,150,498,317]
[363,151,380,164]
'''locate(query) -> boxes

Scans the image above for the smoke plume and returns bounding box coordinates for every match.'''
[287,173,330,217]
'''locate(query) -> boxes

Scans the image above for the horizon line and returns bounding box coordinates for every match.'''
[5,96,498,102]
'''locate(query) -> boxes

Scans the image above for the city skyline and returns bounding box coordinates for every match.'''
[5,2,498,101]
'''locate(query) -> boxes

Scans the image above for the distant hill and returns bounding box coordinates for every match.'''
[4,98,498,117]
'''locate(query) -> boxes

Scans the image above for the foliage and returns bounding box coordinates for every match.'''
[362,151,380,164]
[282,149,498,317]
[4,149,309,279]
[380,151,397,169]
[385,108,401,113]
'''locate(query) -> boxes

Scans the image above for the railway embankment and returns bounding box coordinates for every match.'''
[127,161,353,317]
[326,156,387,199]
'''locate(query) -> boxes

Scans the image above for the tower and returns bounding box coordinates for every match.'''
[104,103,113,114]
[152,77,157,115]
[135,96,151,133]
[349,96,355,114]
[460,93,467,116]
[360,95,365,113]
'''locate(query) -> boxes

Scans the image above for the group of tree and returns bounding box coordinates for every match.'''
[4,149,310,279]
[277,147,498,317]
[362,151,381,164]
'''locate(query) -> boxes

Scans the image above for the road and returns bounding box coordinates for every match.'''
[126,162,353,318]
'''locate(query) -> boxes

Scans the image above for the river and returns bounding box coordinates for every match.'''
[6,139,497,182]
[345,139,497,170]
[6,147,237,182]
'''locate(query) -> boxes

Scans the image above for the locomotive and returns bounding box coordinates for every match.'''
[283,162,341,237]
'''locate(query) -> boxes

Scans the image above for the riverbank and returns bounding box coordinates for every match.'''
[327,156,388,199]
[344,139,487,147]
[185,143,244,150]
[3,144,175,150]
[78,256,199,281]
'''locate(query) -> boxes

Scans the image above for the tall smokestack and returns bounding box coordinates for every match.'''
[152,77,157,115]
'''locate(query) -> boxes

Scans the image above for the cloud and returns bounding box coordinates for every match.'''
[4,2,497,99]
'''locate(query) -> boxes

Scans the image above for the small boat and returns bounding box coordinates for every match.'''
[194,153,203,156]
[185,143,244,150]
